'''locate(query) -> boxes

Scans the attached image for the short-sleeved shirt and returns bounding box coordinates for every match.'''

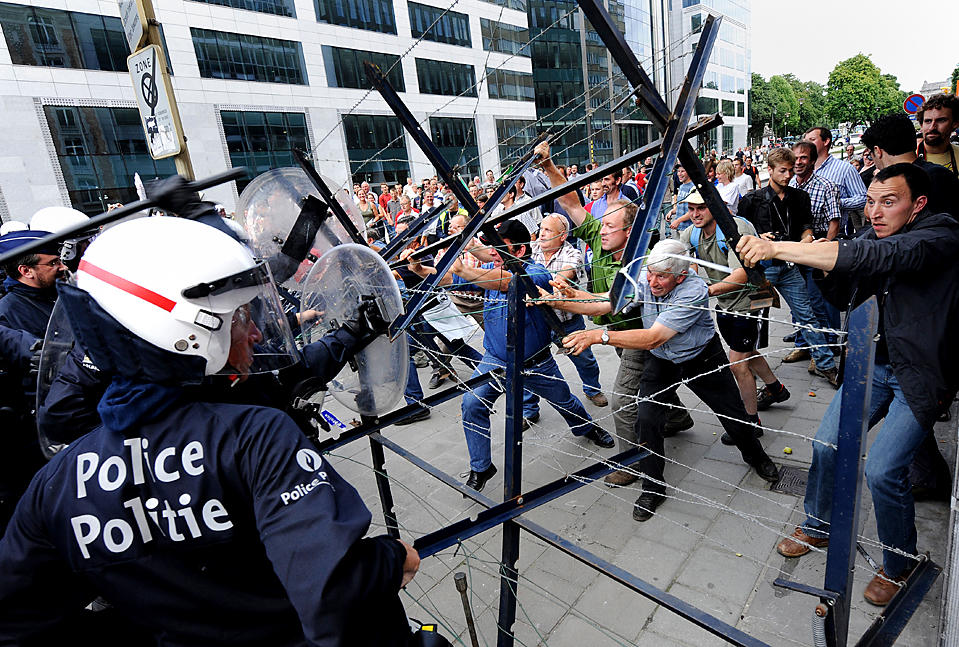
[680,219,757,313]
[790,173,841,237]
[636,268,714,363]
[452,260,553,362]
[923,142,959,175]
[571,217,641,330]
[531,241,586,323]
[590,184,639,220]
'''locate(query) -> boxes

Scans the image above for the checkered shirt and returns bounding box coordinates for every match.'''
[531,241,586,322]
[790,173,841,237]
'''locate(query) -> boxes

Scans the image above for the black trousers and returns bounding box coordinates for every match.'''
[636,335,766,494]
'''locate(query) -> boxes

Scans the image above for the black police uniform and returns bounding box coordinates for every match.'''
[0,276,57,338]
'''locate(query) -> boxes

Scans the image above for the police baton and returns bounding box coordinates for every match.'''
[0,167,247,267]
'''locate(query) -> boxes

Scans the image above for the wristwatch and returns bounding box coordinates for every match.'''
[600,329,610,345]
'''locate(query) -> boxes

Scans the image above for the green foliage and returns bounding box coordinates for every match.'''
[951,64,959,92]
[748,72,772,142]
[750,72,829,142]
[825,54,905,126]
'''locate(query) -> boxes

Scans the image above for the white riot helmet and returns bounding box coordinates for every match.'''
[30,205,96,263]
[0,220,28,235]
[73,216,298,377]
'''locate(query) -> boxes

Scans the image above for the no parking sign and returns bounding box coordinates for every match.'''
[903,93,925,114]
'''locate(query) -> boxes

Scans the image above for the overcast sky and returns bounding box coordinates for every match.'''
[749,0,959,93]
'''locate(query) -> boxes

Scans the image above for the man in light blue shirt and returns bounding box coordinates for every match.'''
[549,240,780,523]
[804,127,867,234]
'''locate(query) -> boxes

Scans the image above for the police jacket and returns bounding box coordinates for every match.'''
[0,277,57,338]
[816,210,959,428]
[0,380,412,647]
[738,185,813,242]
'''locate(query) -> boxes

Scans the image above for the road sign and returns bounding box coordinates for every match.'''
[903,93,925,114]
[118,0,148,53]
[128,45,182,159]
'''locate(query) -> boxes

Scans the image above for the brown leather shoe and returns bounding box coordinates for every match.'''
[808,358,817,374]
[863,568,910,606]
[588,392,609,407]
[604,469,639,487]
[782,348,810,362]
[777,527,829,558]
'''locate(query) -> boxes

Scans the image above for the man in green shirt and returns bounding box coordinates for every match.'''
[678,191,790,443]
[536,141,693,486]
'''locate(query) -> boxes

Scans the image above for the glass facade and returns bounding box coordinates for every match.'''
[0,3,128,71]
[43,105,176,215]
[190,0,296,17]
[480,18,529,56]
[408,2,471,47]
[496,119,537,167]
[722,125,734,153]
[696,96,719,114]
[313,0,396,34]
[221,110,309,192]
[343,114,410,185]
[322,46,404,91]
[429,117,479,178]
[480,0,527,10]
[415,59,477,97]
[191,28,307,84]
[486,68,534,101]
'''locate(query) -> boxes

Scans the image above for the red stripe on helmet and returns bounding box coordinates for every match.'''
[78,259,176,313]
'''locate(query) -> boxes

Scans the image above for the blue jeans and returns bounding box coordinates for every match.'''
[802,363,928,577]
[462,353,594,472]
[795,267,841,348]
[524,316,603,417]
[404,351,424,405]
[764,264,835,371]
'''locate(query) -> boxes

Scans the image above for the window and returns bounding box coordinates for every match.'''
[322,46,404,91]
[690,13,702,33]
[343,114,410,185]
[496,119,536,166]
[0,3,127,71]
[736,76,745,95]
[221,110,309,192]
[415,59,477,97]
[189,0,295,17]
[43,105,176,214]
[429,117,479,178]
[736,101,744,118]
[313,0,396,34]
[696,96,719,114]
[722,125,734,154]
[682,0,701,6]
[486,68,534,101]
[480,18,529,56]
[191,28,307,84]
[721,99,735,116]
[720,74,735,92]
[408,2,470,47]
[480,0,526,10]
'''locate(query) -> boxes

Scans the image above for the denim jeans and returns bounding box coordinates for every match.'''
[524,316,603,418]
[764,264,835,371]
[462,353,593,472]
[802,362,928,577]
[794,267,840,348]
[404,352,424,405]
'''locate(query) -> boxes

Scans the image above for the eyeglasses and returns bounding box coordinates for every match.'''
[33,258,64,268]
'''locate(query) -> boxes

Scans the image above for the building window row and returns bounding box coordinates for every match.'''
[322,46,405,91]
[415,58,477,97]
[430,116,479,178]
[191,27,307,84]
[313,0,396,34]
[496,118,536,166]
[480,18,530,56]
[408,2,471,47]
[222,110,310,191]
[191,0,296,18]
[486,68,534,101]
[343,114,410,184]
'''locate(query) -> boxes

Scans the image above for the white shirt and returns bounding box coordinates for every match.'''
[717,181,741,216]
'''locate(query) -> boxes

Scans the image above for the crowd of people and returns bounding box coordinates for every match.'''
[0,93,956,643]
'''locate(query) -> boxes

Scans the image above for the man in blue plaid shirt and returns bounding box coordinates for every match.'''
[804,127,867,235]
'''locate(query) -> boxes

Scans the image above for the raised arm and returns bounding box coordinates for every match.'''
[535,141,589,228]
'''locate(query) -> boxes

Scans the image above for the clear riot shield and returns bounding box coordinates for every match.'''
[36,300,74,458]
[235,168,362,292]
[300,244,408,416]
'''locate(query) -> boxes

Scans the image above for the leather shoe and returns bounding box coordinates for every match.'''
[632,492,666,522]
[428,369,451,389]
[782,332,797,343]
[776,527,829,558]
[464,464,497,492]
[757,384,790,410]
[583,425,615,448]
[604,469,638,487]
[395,406,430,425]
[663,416,694,437]
[816,366,840,388]
[521,412,540,431]
[587,392,609,407]
[782,348,810,362]
[750,456,780,482]
[863,567,912,606]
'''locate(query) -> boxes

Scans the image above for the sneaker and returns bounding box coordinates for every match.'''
[863,567,912,606]
[583,425,615,448]
[816,366,840,388]
[464,464,498,492]
[756,384,790,411]
[782,348,810,363]
[808,358,817,375]
[604,469,639,487]
[776,526,829,558]
[632,492,666,522]
[782,332,797,343]
[395,406,430,425]
[587,392,609,407]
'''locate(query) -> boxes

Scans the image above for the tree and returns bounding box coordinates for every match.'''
[825,54,905,126]
[768,75,800,136]
[748,72,773,142]
[950,63,959,94]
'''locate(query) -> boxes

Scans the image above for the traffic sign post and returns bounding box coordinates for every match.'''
[128,45,182,160]
[904,93,925,114]
[118,0,147,53]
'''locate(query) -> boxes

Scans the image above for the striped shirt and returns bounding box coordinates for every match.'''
[790,173,841,237]
[531,240,585,322]
[813,155,866,225]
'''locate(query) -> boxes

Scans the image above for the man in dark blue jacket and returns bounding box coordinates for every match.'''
[0,229,64,338]
[0,217,423,646]
[737,163,959,606]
